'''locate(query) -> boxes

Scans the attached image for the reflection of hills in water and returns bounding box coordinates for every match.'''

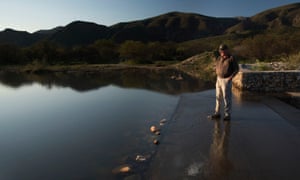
[0,68,214,94]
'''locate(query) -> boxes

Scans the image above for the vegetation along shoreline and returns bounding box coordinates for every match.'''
[0,3,299,94]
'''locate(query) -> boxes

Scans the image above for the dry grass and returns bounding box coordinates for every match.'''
[173,52,216,81]
[282,52,300,70]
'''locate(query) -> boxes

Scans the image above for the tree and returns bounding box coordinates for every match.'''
[69,46,99,64]
[92,40,119,63]
[119,40,149,63]
[0,44,26,65]
[29,40,63,64]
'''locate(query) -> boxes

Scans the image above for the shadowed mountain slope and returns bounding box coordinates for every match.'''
[1,3,300,46]
[227,3,300,33]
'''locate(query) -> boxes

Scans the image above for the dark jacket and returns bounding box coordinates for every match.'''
[215,55,239,78]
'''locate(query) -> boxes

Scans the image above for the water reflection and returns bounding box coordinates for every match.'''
[0,68,214,179]
[0,83,179,179]
[0,68,213,94]
[203,120,233,179]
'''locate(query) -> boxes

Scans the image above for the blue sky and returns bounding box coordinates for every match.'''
[0,0,299,33]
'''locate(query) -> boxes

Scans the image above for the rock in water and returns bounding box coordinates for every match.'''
[155,131,161,135]
[135,155,147,161]
[150,125,157,133]
[112,164,131,174]
[153,139,160,145]
[160,118,167,126]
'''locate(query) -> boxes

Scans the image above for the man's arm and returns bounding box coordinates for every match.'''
[228,57,239,80]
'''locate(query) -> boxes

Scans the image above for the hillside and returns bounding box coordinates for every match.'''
[227,3,300,33]
[48,21,110,46]
[0,28,45,46]
[34,26,64,35]
[109,12,239,42]
[0,3,300,47]
[173,52,216,81]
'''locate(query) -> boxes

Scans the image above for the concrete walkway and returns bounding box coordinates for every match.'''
[146,90,300,180]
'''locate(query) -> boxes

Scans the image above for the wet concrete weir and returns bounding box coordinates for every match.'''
[146,90,300,180]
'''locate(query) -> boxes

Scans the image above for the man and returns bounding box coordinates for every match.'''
[211,44,239,120]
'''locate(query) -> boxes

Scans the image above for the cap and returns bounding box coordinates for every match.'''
[219,44,228,50]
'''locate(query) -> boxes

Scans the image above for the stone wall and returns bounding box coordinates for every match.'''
[233,70,300,92]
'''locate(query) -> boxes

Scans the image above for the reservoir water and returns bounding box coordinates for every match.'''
[0,70,212,179]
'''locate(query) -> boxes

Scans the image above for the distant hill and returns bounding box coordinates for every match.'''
[48,21,110,46]
[109,12,240,42]
[252,3,300,28]
[0,28,45,46]
[34,26,64,35]
[226,3,300,33]
[1,3,300,47]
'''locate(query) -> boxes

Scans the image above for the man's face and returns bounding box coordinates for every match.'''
[219,49,227,57]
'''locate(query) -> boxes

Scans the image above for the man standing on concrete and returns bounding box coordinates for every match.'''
[211,44,239,120]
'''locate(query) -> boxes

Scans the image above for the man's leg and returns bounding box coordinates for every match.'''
[223,79,232,119]
[214,78,222,115]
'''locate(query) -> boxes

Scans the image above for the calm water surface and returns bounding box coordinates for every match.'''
[0,70,213,179]
[0,83,178,179]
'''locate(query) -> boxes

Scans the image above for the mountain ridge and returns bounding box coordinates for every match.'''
[1,3,300,47]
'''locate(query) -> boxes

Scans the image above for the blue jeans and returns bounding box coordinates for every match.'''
[215,77,232,116]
